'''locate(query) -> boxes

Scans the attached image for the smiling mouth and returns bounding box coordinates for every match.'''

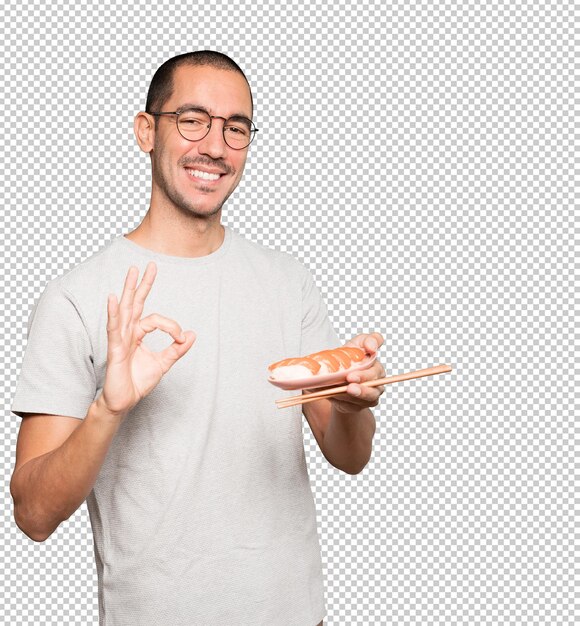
[184,168,225,183]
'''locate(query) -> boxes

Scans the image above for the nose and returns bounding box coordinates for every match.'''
[197,117,227,159]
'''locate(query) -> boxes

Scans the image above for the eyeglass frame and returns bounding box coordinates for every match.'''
[147,107,259,150]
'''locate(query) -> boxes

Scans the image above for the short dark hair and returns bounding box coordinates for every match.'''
[145,51,253,121]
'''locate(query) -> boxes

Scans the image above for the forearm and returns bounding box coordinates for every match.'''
[322,406,377,474]
[11,397,123,541]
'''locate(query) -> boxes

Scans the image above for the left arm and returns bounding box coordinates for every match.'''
[303,332,386,474]
[303,400,378,475]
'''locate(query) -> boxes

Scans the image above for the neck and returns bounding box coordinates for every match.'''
[125,206,225,258]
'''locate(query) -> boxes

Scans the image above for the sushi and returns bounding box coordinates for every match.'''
[267,346,377,391]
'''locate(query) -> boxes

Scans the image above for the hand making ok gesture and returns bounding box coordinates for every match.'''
[98,262,196,419]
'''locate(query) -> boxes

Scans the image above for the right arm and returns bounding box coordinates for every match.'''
[10,400,124,542]
[10,262,196,541]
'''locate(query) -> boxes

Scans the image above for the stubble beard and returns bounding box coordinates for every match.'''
[151,144,237,219]
[153,165,229,219]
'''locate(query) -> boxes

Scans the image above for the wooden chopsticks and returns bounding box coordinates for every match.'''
[275,364,452,409]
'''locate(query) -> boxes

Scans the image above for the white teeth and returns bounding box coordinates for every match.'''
[186,169,221,181]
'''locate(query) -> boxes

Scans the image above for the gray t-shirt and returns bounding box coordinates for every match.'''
[11,225,341,626]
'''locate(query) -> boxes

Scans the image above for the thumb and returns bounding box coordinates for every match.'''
[364,332,384,354]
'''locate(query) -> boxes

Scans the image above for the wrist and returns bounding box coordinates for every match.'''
[329,404,376,438]
[92,394,127,424]
[330,402,368,420]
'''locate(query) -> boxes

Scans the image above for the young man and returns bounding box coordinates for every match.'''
[11,51,385,626]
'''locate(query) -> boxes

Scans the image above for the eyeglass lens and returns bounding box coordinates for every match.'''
[177,109,255,149]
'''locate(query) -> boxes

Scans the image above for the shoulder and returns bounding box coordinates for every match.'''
[57,236,120,294]
[229,227,308,279]
[36,236,124,333]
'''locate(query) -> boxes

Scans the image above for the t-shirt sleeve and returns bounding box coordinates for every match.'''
[11,279,97,420]
[297,261,342,356]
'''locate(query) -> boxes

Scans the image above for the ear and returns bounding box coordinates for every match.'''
[134,112,155,153]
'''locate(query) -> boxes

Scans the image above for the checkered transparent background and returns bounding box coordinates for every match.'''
[1,0,576,624]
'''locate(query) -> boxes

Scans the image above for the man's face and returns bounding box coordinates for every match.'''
[149,65,253,219]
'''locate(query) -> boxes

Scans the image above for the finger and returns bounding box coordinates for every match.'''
[119,266,140,329]
[137,313,187,344]
[106,293,121,348]
[346,362,386,384]
[342,383,385,402]
[155,330,197,374]
[363,332,384,354]
[131,261,157,323]
[330,389,379,412]
[346,382,382,401]
[343,331,385,354]
[346,383,381,406]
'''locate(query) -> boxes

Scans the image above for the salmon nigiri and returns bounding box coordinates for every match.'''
[268,345,373,385]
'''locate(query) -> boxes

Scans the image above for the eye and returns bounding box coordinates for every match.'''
[180,116,205,126]
[225,124,250,137]
[178,109,210,127]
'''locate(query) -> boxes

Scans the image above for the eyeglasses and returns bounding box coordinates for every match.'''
[148,107,258,150]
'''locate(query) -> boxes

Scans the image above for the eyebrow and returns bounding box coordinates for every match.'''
[176,102,252,120]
